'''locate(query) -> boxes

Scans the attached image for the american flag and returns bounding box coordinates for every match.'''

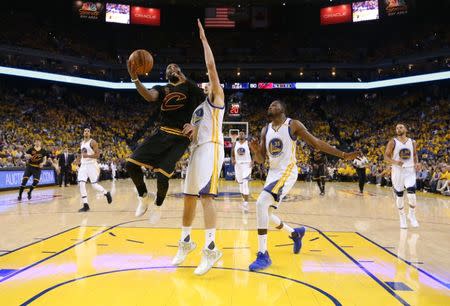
[205,7,235,28]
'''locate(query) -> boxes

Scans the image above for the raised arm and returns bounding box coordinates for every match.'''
[249,126,267,164]
[197,19,224,107]
[291,120,359,160]
[127,61,160,102]
[384,139,402,167]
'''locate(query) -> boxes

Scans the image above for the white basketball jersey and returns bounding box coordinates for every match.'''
[265,118,297,171]
[393,137,414,168]
[80,139,96,164]
[234,140,251,164]
[190,97,224,146]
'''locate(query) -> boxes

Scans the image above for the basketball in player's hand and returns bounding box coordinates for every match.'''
[128,50,153,76]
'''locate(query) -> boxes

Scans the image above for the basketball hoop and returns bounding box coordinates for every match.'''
[223,122,248,145]
[229,129,239,144]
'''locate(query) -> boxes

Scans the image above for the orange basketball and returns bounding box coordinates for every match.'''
[129,49,153,75]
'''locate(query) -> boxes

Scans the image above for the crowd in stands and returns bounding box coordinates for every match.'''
[0,80,448,195]
[0,83,156,182]
[0,9,449,82]
[236,87,449,195]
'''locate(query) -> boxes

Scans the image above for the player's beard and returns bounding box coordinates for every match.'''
[167,74,179,83]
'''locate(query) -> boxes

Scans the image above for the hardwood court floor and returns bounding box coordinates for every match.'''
[0,179,449,305]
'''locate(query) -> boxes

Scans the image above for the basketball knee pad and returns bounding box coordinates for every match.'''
[394,189,404,197]
[256,191,274,229]
[406,187,416,194]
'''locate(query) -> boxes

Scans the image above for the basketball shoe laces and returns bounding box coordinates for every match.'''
[180,241,192,251]
[203,248,218,263]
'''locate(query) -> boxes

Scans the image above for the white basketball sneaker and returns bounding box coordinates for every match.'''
[172,241,197,266]
[148,205,162,224]
[408,211,419,228]
[194,248,223,276]
[399,213,408,229]
[135,193,153,217]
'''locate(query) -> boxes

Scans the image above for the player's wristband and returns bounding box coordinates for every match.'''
[131,78,139,83]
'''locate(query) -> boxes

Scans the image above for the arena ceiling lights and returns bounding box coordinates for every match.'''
[0,66,449,90]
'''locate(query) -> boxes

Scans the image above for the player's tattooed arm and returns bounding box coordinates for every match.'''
[197,19,224,107]
[291,120,359,160]
[127,60,159,102]
[384,139,403,166]
[249,126,267,164]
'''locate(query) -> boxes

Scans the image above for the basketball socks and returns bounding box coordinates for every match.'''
[316,180,321,190]
[395,195,404,212]
[320,178,326,193]
[395,195,407,228]
[406,193,417,209]
[136,184,147,197]
[205,228,216,250]
[126,161,147,197]
[406,193,419,227]
[79,181,90,212]
[270,213,294,234]
[258,234,268,253]
[155,174,169,206]
[181,226,191,242]
[316,179,325,194]
[18,185,25,200]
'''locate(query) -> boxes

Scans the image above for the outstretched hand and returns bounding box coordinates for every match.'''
[183,123,195,141]
[197,18,206,41]
[127,60,138,80]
